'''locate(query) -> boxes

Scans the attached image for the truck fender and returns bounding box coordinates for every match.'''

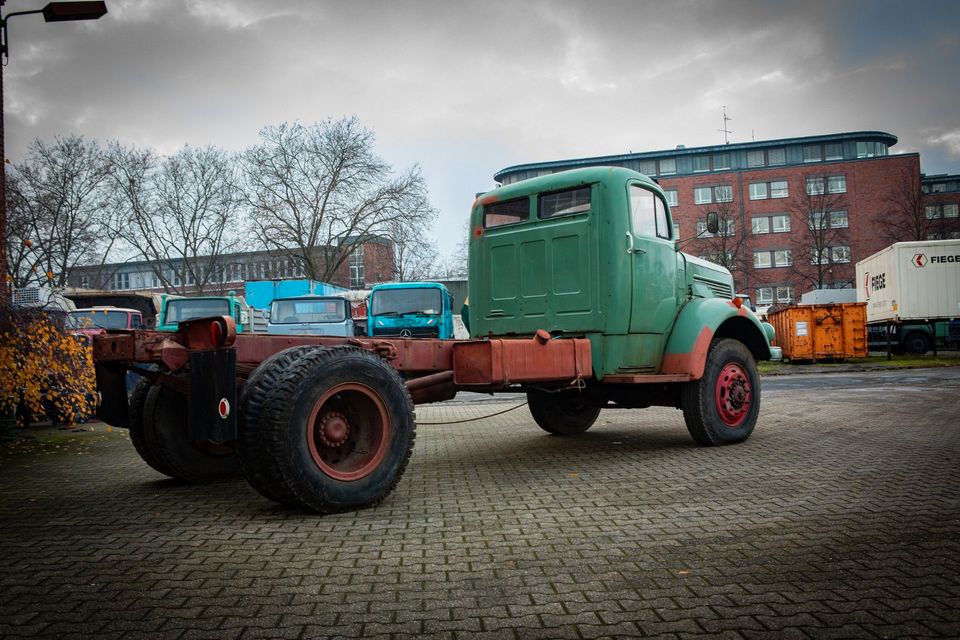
[662,298,773,379]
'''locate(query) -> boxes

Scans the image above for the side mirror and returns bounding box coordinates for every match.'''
[706,212,719,235]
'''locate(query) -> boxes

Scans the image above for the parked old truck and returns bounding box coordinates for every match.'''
[856,239,960,354]
[91,166,776,513]
[156,292,262,333]
[367,282,455,339]
[267,296,355,337]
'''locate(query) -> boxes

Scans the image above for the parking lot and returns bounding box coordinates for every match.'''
[1,368,959,639]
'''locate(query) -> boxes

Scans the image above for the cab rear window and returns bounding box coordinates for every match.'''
[483,198,529,228]
[538,186,591,219]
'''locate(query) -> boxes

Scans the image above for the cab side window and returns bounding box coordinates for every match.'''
[629,186,657,238]
[653,195,671,240]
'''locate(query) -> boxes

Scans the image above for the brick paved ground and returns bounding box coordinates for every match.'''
[1,372,958,639]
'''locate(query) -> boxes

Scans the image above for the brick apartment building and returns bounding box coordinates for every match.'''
[68,236,396,296]
[494,131,960,313]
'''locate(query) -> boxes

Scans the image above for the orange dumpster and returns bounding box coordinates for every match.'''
[767,302,867,362]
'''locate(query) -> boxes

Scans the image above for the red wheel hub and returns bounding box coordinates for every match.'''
[715,362,752,428]
[307,383,390,481]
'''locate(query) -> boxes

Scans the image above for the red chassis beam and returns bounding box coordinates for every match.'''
[92,318,593,404]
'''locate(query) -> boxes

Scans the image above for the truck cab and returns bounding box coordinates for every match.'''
[156,292,255,333]
[267,296,354,337]
[469,166,774,379]
[68,306,143,334]
[367,282,454,339]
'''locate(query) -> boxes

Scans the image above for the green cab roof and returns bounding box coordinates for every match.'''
[479,166,662,205]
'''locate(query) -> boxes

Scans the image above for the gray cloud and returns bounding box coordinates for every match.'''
[4,0,959,257]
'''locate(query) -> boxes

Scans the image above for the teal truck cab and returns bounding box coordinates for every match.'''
[267,296,354,337]
[156,292,257,333]
[367,282,454,339]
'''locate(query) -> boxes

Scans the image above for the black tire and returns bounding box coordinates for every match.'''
[137,384,239,482]
[237,345,322,504]
[128,378,177,478]
[681,338,760,446]
[903,332,931,355]
[527,388,600,435]
[254,346,416,513]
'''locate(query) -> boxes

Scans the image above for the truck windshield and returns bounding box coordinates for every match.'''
[68,310,130,330]
[371,289,442,316]
[271,299,346,324]
[166,299,231,323]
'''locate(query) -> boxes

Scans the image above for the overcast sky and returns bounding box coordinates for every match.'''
[4,0,959,260]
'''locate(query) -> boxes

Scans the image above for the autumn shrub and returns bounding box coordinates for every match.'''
[0,301,97,427]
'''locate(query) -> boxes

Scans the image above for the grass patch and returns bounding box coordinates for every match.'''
[760,352,960,374]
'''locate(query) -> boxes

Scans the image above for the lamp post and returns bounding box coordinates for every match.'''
[0,1,107,300]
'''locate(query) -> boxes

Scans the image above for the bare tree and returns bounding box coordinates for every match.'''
[4,136,111,288]
[880,170,930,243]
[696,199,745,274]
[241,118,435,282]
[384,217,440,282]
[104,143,244,295]
[787,174,851,291]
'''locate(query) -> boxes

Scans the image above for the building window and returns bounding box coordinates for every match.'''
[803,145,822,163]
[751,217,770,234]
[825,143,843,160]
[770,180,789,198]
[774,249,793,267]
[856,141,887,158]
[713,153,731,170]
[930,183,946,193]
[693,155,710,172]
[830,210,849,228]
[696,219,734,237]
[807,177,825,195]
[754,252,772,269]
[749,182,768,200]
[715,185,733,203]
[112,272,130,290]
[944,204,959,218]
[672,222,681,239]
[757,287,773,304]
[694,187,713,204]
[772,214,791,233]
[151,273,161,288]
[80,275,91,288]
[664,189,678,207]
[768,148,786,165]
[349,245,365,288]
[926,205,941,219]
[747,150,765,167]
[776,286,794,303]
[638,160,656,176]
[831,246,851,263]
[659,158,676,175]
[828,175,847,193]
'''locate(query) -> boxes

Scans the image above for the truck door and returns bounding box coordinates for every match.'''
[627,184,678,353]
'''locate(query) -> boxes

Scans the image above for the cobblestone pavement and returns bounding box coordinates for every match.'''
[1,370,958,639]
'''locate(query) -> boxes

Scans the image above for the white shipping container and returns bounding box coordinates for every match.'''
[855,239,960,323]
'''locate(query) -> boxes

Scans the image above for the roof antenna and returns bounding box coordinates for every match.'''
[717,105,732,145]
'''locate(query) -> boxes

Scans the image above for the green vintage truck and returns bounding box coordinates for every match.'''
[92,166,776,513]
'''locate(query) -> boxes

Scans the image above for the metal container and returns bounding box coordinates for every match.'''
[767,303,868,361]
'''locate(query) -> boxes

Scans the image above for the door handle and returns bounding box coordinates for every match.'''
[626,232,645,254]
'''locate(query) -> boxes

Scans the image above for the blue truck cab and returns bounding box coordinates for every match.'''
[367,282,454,339]
[267,296,354,337]
[156,292,255,333]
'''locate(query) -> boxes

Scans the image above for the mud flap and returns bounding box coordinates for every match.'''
[95,364,131,429]
[188,349,237,443]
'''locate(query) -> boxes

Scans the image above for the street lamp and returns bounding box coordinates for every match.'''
[0,1,107,300]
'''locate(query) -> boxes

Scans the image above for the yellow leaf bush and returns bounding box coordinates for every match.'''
[0,302,97,427]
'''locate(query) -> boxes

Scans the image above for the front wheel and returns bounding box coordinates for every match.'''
[903,331,931,355]
[681,338,760,446]
[527,388,600,435]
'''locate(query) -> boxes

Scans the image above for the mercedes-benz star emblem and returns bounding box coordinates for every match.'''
[400,329,412,338]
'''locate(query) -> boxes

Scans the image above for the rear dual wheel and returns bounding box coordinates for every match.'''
[127,378,239,482]
[240,346,416,513]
